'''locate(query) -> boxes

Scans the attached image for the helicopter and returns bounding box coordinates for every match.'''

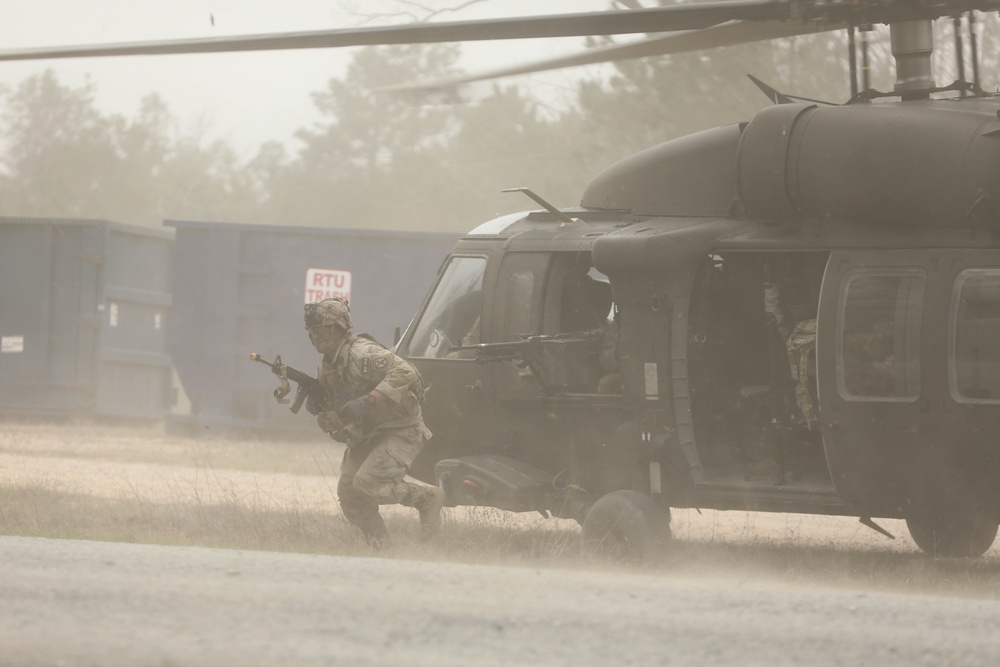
[4,0,1000,560]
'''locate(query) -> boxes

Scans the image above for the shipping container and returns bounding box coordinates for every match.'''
[0,217,174,419]
[167,220,457,433]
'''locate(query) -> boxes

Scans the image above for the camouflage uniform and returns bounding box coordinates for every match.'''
[786,318,818,429]
[305,299,438,545]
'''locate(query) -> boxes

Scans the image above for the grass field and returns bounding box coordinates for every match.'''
[2,418,999,599]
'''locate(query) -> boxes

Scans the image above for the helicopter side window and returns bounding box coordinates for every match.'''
[406,256,486,359]
[950,270,1000,403]
[535,252,619,393]
[544,253,613,335]
[503,268,537,341]
[836,269,925,401]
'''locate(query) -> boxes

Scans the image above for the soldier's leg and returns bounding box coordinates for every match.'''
[353,425,444,540]
[352,426,428,507]
[336,447,387,545]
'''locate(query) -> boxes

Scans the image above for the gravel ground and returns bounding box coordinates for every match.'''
[2,535,1000,667]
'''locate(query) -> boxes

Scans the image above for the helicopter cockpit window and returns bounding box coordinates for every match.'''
[950,269,1000,403]
[406,256,486,359]
[837,269,925,401]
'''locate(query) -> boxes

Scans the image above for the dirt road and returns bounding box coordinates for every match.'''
[2,535,999,666]
[3,422,1000,664]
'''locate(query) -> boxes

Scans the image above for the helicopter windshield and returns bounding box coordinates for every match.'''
[406,255,486,359]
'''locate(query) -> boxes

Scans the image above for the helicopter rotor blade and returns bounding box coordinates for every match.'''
[377,19,845,96]
[0,1,791,62]
[0,1,997,65]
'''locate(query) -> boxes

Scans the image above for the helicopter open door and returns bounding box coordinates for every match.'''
[817,250,1000,522]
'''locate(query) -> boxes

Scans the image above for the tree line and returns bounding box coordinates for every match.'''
[0,16,993,233]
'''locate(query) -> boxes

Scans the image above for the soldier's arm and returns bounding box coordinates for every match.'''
[374,356,420,406]
[351,339,417,404]
[363,344,419,406]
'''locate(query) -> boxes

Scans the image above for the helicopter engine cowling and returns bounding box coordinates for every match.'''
[580,124,742,217]
[736,100,1000,228]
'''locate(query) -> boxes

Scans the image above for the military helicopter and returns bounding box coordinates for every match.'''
[4,0,1000,560]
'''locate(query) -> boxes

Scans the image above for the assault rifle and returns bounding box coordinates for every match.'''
[249,353,363,445]
[451,335,545,365]
[249,353,324,415]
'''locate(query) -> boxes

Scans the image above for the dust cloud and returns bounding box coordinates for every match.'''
[2,419,999,602]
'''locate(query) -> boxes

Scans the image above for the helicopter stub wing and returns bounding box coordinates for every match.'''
[375,19,847,97]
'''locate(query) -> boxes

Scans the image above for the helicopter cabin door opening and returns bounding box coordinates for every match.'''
[686,251,833,491]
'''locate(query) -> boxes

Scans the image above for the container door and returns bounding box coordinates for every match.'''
[399,253,497,482]
[0,222,54,411]
[0,221,103,414]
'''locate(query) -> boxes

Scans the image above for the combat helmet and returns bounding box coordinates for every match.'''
[305,297,353,331]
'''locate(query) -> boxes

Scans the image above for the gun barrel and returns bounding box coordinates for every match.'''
[250,352,275,369]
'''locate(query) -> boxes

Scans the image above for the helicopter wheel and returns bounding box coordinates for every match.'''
[581,490,671,564]
[905,511,998,558]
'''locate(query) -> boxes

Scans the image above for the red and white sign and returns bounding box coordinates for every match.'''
[1,335,24,353]
[305,268,352,305]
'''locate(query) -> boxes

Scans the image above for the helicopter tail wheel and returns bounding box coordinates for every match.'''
[581,490,671,564]
[905,511,998,558]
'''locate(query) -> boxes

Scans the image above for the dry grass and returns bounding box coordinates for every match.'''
[2,418,1000,600]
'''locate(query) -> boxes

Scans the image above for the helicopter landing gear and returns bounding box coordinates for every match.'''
[905,510,998,558]
[580,490,671,564]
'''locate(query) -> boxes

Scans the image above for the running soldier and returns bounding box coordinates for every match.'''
[304,297,443,546]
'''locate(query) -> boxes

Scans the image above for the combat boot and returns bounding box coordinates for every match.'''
[416,486,445,541]
[359,514,389,550]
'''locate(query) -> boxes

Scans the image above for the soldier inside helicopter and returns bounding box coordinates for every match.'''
[501,251,619,395]
[687,251,828,485]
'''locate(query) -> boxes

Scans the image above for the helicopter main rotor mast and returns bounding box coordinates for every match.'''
[891,20,936,98]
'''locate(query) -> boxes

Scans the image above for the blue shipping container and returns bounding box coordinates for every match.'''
[167,220,457,433]
[0,217,174,419]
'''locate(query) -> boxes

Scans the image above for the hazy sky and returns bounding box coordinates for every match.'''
[0,1,613,157]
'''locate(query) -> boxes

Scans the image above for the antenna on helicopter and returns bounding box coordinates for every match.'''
[502,188,583,227]
[746,74,836,106]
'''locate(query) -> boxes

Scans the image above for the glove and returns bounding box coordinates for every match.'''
[305,391,326,416]
[337,394,376,423]
[317,410,345,434]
